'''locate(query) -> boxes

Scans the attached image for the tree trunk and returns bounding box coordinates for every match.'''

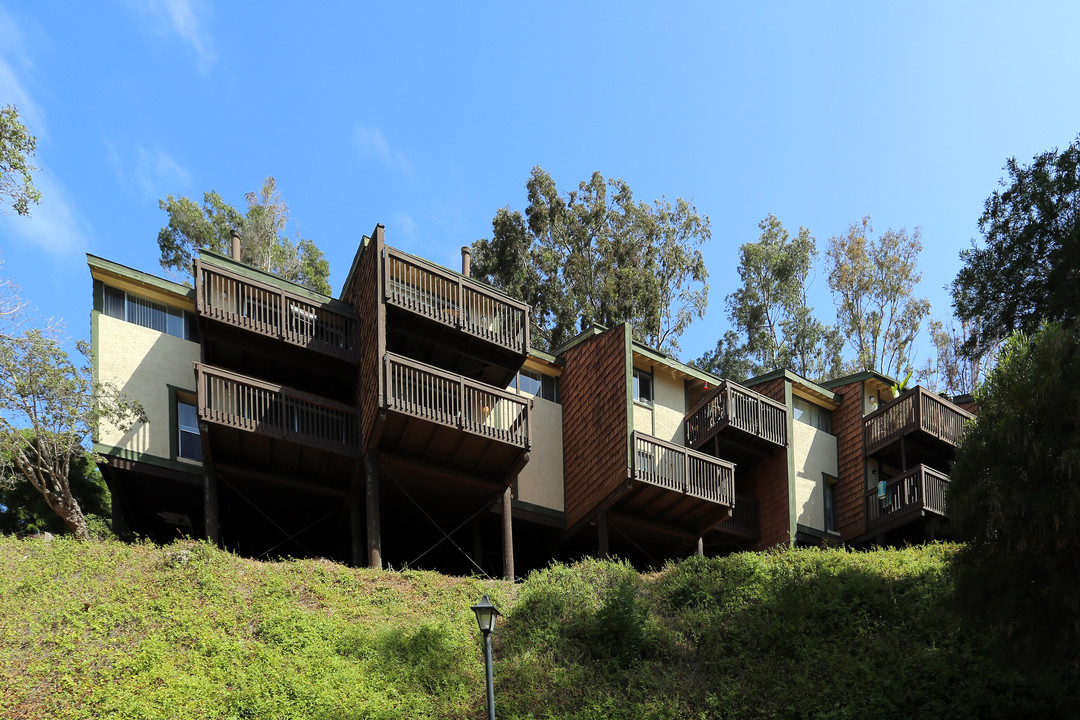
[48,494,89,540]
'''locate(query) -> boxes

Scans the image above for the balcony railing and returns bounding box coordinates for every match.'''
[383,247,529,356]
[865,464,949,532]
[864,386,973,457]
[383,353,530,448]
[631,431,735,506]
[195,363,359,456]
[195,259,358,361]
[715,494,760,540]
[684,380,788,449]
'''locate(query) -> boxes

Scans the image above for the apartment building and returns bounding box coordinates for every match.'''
[89,230,974,575]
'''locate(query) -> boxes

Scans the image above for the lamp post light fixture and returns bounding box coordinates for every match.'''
[471,594,501,720]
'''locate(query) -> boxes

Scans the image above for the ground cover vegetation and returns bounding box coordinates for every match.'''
[1,537,1069,720]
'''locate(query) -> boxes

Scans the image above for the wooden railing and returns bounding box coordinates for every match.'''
[196,259,358,361]
[631,431,735,506]
[864,386,973,456]
[865,464,949,532]
[383,353,530,448]
[195,364,359,456]
[715,494,760,540]
[383,247,529,355]
[684,380,788,449]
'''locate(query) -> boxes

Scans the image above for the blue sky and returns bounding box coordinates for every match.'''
[2,1,1079,365]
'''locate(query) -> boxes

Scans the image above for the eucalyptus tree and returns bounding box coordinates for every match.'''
[470,167,709,355]
[826,216,930,377]
[158,176,331,293]
[0,104,41,216]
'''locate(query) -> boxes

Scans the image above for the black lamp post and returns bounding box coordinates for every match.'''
[471,594,501,720]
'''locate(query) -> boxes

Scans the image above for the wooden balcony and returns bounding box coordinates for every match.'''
[632,432,735,505]
[714,494,760,540]
[195,258,359,362]
[684,380,787,458]
[864,386,973,464]
[375,353,530,483]
[865,464,949,535]
[383,247,529,358]
[604,432,735,539]
[195,363,360,457]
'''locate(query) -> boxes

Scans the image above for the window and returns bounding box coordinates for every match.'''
[103,285,196,341]
[177,398,203,462]
[823,474,837,532]
[633,368,653,407]
[793,397,831,433]
[512,368,558,402]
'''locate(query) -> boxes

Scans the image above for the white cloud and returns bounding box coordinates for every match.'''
[0,9,85,254]
[353,125,412,174]
[105,140,193,201]
[131,0,216,74]
[0,6,46,137]
[0,169,88,255]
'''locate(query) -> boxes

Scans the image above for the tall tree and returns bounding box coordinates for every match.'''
[726,214,841,379]
[689,330,755,383]
[950,322,1080,679]
[0,330,146,539]
[471,167,709,355]
[158,176,331,294]
[919,317,995,397]
[826,217,930,377]
[0,105,41,217]
[952,136,1080,359]
[1,445,108,536]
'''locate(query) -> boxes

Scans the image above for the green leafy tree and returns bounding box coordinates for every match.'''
[950,322,1080,680]
[158,176,331,293]
[471,167,709,354]
[1,445,108,536]
[826,217,930,377]
[726,214,842,379]
[919,317,995,397]
[689,330,755,383]
[952,136,1080,360]
[0,330,146,540]
[0,105,41,216]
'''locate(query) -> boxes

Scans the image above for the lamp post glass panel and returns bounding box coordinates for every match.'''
[471,595,501,720]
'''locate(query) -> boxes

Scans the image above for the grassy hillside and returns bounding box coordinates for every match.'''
[0,537,1067,719]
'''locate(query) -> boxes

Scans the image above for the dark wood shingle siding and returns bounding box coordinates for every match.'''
[561,329,629,529]
[830,381,866,540]
[340,237,382,448]
[736,376,790,549]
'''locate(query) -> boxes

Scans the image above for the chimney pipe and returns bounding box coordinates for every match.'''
[230,228,242,261]
[461,246,472,277]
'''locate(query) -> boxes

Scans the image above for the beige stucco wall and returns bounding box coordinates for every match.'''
[95,312,200,463]
[652,370,685,445]
[630,365,685,444]
[792,419,839,532]
[515,394,564,512]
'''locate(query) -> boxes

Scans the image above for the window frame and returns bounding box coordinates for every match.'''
[170,387,203,464]
[102,284,196,341]
[823,473,838,532]
[632,368,654,408]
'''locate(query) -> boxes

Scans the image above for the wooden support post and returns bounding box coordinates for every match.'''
[598,509,609,559]
[502,486,515,581]
[350,465,364,568]
[697,536,704,557]
[900,434,908,472]
[106,469,128,537]
[203,470,220,545]
[365,452,382,569]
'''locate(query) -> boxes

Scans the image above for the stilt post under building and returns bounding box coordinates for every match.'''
[365,452,382,569]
